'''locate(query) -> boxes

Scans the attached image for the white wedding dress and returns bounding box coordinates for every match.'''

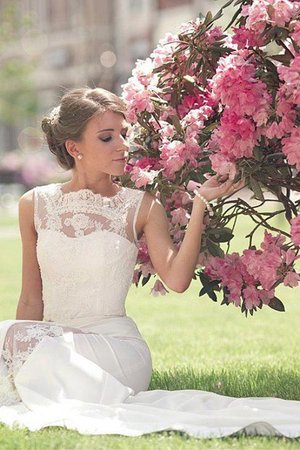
[0,182,300,438]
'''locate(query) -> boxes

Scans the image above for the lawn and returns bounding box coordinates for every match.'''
[0,213,300,449]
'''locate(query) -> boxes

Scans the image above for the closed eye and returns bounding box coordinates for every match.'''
[100,136,112,142]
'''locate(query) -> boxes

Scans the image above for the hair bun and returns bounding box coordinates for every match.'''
[41,116,53,134]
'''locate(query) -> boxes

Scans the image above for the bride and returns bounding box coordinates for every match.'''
[0,87,299,438]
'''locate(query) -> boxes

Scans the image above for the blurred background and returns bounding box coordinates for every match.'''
[0,0,235,216]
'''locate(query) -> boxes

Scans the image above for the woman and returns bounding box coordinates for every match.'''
[0,87,299,437]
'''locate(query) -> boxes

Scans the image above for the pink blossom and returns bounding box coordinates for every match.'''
[277,54,300,106]
[204,253,248,307]
[240,0,300,32]
[241,2,269,34]
[242,231,286,290]
[209,109,258,160]
[283,271,300,287]
[205,25,224,46]
[267,0,300,27]
[243,285,261,310]
[284,248,299,266]
[130,165,160,188]
[150,279,169,297]
[258,289,274,305]
[131,58,156,87]
[159,122,176,140]
[159,141,186,178]
[291,20,300,45]
[135,157,162,170]
[231,25,266,49]
[291,215,300,245]
[140,261,156,277]
[170,207,190,226]
[132,269,140,284]
[281,126,300,172]
[209,153,236,177]
[210,51,272,124]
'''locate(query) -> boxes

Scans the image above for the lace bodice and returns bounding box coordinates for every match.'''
[33,183,145,325]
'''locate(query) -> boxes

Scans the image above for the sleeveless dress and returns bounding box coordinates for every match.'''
[0,182,300,438]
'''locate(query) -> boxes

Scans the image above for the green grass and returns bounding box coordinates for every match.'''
[0,216,300,449]
[0,213,18,228]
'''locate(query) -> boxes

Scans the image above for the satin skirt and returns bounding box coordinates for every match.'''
[0,317,300,438]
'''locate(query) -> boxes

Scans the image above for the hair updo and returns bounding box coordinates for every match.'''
[41,87,127,170]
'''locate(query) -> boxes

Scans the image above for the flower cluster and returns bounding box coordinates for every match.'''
[203,231,299,315]
[121,0,300,315]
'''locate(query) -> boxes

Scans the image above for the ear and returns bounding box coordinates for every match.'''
[65,139,78,158]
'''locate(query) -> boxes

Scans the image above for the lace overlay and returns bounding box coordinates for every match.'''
[32,183,145,323]
[1,323,64,406]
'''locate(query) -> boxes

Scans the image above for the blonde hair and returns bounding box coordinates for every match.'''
[41,87,127,170]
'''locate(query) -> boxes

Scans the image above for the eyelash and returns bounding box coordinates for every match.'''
[100,133,128,143]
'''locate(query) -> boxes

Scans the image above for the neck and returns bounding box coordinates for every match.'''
[62,172,119,195]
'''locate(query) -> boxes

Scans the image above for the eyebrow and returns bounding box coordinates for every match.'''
[97,125,129,134]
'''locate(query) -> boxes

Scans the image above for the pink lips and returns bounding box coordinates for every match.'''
[113,156,128,161]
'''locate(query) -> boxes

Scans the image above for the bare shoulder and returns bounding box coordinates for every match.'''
[18,188,35,231]
[137,190,165,231]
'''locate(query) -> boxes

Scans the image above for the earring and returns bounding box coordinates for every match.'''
[77,154,83,160]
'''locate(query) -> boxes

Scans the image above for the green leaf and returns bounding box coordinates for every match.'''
[199,271,212,286]
[249,176,264,201]
[208,227,234,243]
[204,11,213,26]
[268,297,285,312]
[208,290,218,302]
[169,115,183,135]
[269,53,293,66]
[206,239,224,257]
[199,280,220,296]
[224,4,243,32]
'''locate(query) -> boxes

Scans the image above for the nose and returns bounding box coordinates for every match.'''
[118,135,129,150]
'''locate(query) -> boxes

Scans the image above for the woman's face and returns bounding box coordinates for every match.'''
[70,110,130,176]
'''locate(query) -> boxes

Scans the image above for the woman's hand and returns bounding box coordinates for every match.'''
[187,174,245,203]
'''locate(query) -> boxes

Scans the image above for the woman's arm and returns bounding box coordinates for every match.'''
[16,189,43,320]
[142,176,243,293]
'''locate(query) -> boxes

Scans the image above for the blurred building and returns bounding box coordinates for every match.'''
[113,0,219,94]
[0,0,226,155]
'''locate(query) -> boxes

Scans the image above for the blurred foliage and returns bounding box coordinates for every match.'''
[0,1,38,125]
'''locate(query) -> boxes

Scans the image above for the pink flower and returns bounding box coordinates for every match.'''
[209,109,258,160]
[231,25,266,49]
[209,153,237,177]
[170,207,190,226]
[267,0,300,27]
[291,215,300,245]
[283,271,300,287]
[241,1,269,33]
[135,157,162,170]
[258,289,274,305]
[243,285,261,310]
[210,50,272,125]
[140,261,156,277]
[277,54,300,106]
[159,141,186,178]
[150,279,169,297]
[130,166,161,188]
[132,269,140,284]
[284,248,299,266]
[291,20,300,45]
[205,25,224,45]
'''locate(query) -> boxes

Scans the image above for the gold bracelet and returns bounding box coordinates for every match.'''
[193,190,214,217]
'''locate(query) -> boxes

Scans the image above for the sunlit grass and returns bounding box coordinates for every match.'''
[0,210,299,449]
